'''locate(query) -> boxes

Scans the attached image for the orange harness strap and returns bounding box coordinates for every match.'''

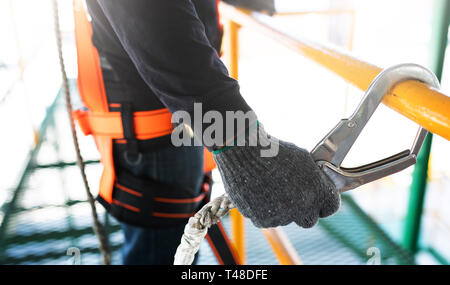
[73,109,173,140]
[73,0,108,112]
[74,0,115,204]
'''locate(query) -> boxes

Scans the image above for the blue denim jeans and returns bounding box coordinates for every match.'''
[116,143,204,265]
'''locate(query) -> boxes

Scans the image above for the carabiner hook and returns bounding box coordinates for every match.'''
[311,63,440,193]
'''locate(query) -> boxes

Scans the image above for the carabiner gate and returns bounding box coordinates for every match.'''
[311,63,440,193]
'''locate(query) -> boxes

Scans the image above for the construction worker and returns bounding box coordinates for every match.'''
[81,0,340,265]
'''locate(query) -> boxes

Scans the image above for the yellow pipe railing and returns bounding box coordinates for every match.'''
[220,2,450,141]
[223,19,246,265]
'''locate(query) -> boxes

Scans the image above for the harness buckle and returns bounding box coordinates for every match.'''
[311,63,440,193]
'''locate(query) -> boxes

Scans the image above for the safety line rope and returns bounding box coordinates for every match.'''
[51,0,111,265]
[174,194,234,265]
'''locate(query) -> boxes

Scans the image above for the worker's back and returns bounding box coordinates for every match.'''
[85,0,223,114]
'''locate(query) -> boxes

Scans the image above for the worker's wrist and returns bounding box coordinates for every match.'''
[212,121,280,158]
[212,120,259,155]
[171,97,258,152]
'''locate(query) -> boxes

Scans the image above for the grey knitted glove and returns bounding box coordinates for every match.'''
[213,123,340,228]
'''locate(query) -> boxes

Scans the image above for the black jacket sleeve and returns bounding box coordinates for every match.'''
[96,0,253,148]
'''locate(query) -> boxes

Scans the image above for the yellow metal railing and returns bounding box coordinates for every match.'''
[219,2,450,265]
[221,3,450,141]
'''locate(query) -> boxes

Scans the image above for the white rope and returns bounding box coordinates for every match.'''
[174,194,234,265]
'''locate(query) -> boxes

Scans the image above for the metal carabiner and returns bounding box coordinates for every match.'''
[311,63,440,193]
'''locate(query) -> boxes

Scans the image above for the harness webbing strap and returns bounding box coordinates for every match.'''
[113,170,209,216]
[73,109,173,140]
[73,0,108,112]
[206,222,240,265]
[120,102,141,161]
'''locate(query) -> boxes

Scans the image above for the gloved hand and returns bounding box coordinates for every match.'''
[213,123,340,228]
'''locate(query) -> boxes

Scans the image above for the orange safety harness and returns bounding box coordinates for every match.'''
[72,0,238,264]
[73,0,216,222]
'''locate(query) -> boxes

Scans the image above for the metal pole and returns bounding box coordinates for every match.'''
[224,18,246,265]
[402,0,450,255]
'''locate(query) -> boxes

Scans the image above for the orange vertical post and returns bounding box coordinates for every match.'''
[224,18,246,265]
